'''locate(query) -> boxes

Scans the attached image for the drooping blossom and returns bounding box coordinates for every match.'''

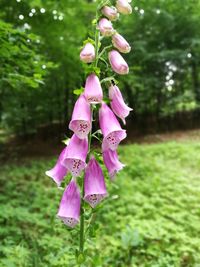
[103,149,125,180]
[109,84,132,124]
[57,179,81,228]
[99,102,127,151]
[45,147,68,186]
[84,157,107,208]
[109,50,129,75]
[80,43,95,63]
[61,134,88,177]
[112,33,131,53]
[84,73,103,104]
[116,0,132,15]
[69,94,91,139]
[102,6,119,21]
[98,18,114,37]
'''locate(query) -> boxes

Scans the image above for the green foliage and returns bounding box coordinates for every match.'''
[119,0,200,116]
[0,20,47,88]
[1,141,200,266]
[0,17,55,134]
[0,0,95,134]
[0,0,200,134]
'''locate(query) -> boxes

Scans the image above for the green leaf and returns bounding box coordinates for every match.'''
[73,87,84,95]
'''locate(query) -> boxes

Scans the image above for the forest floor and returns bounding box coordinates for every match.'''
[0,130,200,266]
[0,128,200,162]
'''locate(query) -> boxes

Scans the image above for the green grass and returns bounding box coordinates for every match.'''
[0,141,200,267]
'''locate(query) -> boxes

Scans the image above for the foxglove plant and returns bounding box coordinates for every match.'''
[46,0,133,263]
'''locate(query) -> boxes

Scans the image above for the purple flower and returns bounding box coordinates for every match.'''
[98,18,114,37]
[112,33,131,53]
[109,50,129,75]
[99,102,127,151]
[84,157,107,208]
[61,134,88,177]
[45,147,68,187]
[57,179,81,228]
[116,0,132,15]
[103,149,125,180]
[84,74,103,104]
[80,43,95,63]
[69,94,91,139]
[109,84,132,124]
[101,6,119,21]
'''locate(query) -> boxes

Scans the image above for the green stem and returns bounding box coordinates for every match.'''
[95,32,100,67]
[79,187,84,253]
[98,44,112,59]
[79,1,100,256]
[79,106,94,255]
[100,76,115,84]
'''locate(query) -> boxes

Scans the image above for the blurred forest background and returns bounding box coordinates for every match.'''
[1,0,200,267]
[1,0,200,141]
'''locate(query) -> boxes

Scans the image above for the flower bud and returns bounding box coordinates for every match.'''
[116,0,132,15]
[98,18,114,37]
[109,50,129,75]
[112,33,131,53]
[101,6,119,21]
[80,43,95,63]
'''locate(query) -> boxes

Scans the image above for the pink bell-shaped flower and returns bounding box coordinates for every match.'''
[112,33,131,53]
[61,134,88,177]
[84,73,103,104]
[98,18,114,37]
[45,147,68,187]
[99,102,127,151]
[69,94,91,139]
[80,43,95,63]
[109,50,129,75]
[84,157,107,208]
[101,6,119,21]
[116,0,132,15]
[109,84,132,124]
[103,149,125,180]
[57,179,81,228]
